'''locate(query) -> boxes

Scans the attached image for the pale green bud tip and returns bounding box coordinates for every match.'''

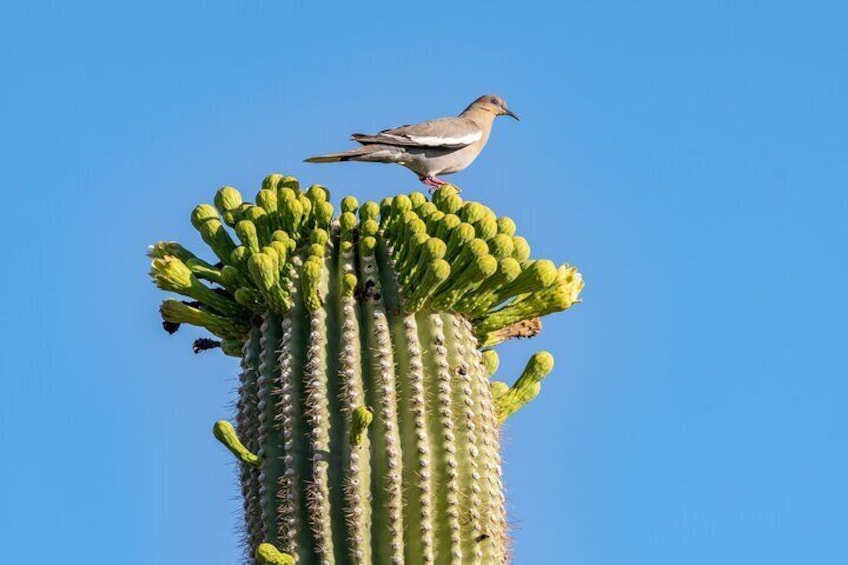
[489,234,515,259]
[392,194,412,215]
[248,253,278,290]
[433,185,460,204]
[361,218,380,238]
[278,175,300,193]
[379,197,393,218]
[432,259,451,280]
[310,228,329,246]
[231,246,251,266]
[360,201,380,221]
[409,191,427,208]
[191,204,219,228]
[481,349,500,376]
[150,256,193,291]
[278,187,297,202]
[255,543,294,565]
[422,238,447,261]
[513,236,531,262]
[476,254,498,277]
[455,223,476,243]
[469,238,490,257]
[147,241,198,262]
[439,213,461,230]
[316,200,334,224]
[235,220,259,251]
[461,202,485,224]
[517,351,555,387]
[212,420,261,468]
[342,273,358,297]
[475,216,498,240]
[307,184,329,202]
[302,257,323,312]
[307,243,325,259]
[497,216,517,236]
[262,173,284,191]
[269,241,289,264]
[350,406,373,446]
[341,195,359,213]
[499,257,522,281]
[359,236,376,257]
[339,212,358,234]
[257,189,278,212]
[531,259,559,287]
[215,186,243,212]
[244,205,267,222]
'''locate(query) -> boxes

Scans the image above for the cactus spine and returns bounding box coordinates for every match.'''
[149,175,584,564]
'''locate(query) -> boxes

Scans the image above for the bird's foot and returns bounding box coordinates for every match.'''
[420,175,449,193]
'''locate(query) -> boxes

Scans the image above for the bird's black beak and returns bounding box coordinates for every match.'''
[504,108,520,121]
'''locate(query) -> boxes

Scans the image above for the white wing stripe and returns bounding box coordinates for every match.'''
[379,131,482,147]
[407,132,482,146]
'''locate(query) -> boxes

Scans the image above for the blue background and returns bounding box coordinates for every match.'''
[1,2,845,563]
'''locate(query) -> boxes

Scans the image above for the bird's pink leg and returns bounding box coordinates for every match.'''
[420,174,449,193]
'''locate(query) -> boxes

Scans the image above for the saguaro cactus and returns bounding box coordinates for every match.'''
[148,174,583,565]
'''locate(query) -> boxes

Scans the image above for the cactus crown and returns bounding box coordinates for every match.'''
[149,174,582,351]
[148,174,583,565]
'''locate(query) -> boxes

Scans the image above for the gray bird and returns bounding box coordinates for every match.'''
[305,94,519,190]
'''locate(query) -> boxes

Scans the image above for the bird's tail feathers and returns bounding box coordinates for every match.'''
[304,145,402,164]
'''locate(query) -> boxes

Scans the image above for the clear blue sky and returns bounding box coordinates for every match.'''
[1,2,846,564]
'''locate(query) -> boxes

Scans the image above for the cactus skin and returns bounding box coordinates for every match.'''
[149,175,583,564]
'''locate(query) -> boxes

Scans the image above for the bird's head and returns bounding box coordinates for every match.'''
[465,94,519,121]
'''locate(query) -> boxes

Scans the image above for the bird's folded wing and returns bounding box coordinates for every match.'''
[352,117,483,149]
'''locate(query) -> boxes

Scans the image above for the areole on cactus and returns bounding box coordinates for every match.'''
[148,174,583,565]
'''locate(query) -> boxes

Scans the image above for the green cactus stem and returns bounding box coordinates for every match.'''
[148,173,583,564]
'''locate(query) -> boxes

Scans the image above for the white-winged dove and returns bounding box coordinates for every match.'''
[305,94,518,189]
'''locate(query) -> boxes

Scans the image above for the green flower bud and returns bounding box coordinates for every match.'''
[432,185,460,210]
[341,195,359,214]
[350,406,373,446]
[488,234,515,259]
[213,420,261,468]
[481,350,500,376]
[159,299,248,339]
[235,220,260,252]
[360,218,380,238]
[512,236,531,263]
[191,204,219,229]
[339,212,358,242]
[301,256,323,312]
[215,186,243,213]
[278,175,300,193]
[341,273,358,297]
[197,219,237,265]
[230,246,252,268]
[497,216,517,236]
[256,543,294,565]
[262,173,285,192]
[495,352,554,423]
[409,191,427,209]
[359,200,380,222]
[308,243,325,258]
[307,184,330,203]
[147,241,198,263]
[404,258,451,312]
[359,235,376,257]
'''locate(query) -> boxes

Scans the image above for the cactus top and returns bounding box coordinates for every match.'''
[149,173,583,353]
